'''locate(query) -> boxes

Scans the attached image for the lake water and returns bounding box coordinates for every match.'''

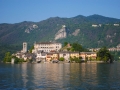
[0,62,120,90]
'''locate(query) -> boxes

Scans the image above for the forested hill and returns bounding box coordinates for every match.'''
[0,14,120,48]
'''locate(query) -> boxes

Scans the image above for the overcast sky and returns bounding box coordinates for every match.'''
[0,0,120,23]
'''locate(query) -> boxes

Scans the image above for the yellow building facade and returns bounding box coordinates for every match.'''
[80,52,97,60]
[46,53,59,62]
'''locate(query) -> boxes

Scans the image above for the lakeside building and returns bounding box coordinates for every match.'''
[114,24,119,26]
[15,51,35,61]
[13,42,35,62]
[46,52,59,62]
[92,24,98,27]
[80,52,97,60]
[46,51,96,62]
[89,48,100,52]
[32,42,62,62]
[59,51,70,61]
[36,50,46,62]
[32,42,62,53]
[108,44,120,51]
[89,44,120,52]
[46,51,80,62]
[22,42,27,53]
[13,42,97,62]
[59,51,80,62]
[92,24,102,27]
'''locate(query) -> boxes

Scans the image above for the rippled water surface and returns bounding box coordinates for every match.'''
[0,62,120,90]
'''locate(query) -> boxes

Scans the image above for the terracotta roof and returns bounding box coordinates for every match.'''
[47,52,58,54]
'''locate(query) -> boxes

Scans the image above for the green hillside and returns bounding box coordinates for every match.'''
[0,14,120,60]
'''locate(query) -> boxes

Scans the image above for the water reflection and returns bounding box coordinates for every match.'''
[96,63,120,89]
[0,62,120,89]
[69,63,98,89]
[19,63,71,89]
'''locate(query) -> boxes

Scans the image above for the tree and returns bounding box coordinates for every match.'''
[11,56,25,63]
[70,56,81,63]
[89,56,92,61]
[59,57,64,61]
[71,42,84,52]
[64,42,68,47]
[14,57,19,63]
[74,57,81,63]
[70,56,74,62]
[29,45,34,53]
[97,47,113,63]
[85,57,88,62]
[3,52,11,62]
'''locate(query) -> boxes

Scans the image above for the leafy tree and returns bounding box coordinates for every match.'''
[59,57,64,61]
[70,56,81,63]
[85,57,88,61]
[110,52,120,61]
[74,57,81,63]
[64,42,68,47]
[70,56,74,62]
[29,45,34,53]
[3,52,11,62]
[67,48,70,51]
[97,47,113,63]
[89,57,92,61]
[14,58,19,63]
[11,56,25,63]
[71,42,84,52]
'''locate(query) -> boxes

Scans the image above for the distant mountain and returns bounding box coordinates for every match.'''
[87,14,120,24]
[0,14,120,48]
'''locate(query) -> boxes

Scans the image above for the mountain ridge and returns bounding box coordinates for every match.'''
[0,14,120,47]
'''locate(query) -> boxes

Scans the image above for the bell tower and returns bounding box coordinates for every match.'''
[23,42,27,53]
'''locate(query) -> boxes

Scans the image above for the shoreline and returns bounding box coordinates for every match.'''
[1,60,118,64]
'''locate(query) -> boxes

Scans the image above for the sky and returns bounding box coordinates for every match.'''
[0,0,120,24]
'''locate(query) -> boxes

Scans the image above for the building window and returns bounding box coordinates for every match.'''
[63,54,66,56]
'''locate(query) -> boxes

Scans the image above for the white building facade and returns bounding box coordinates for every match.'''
[32,42,62,53]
